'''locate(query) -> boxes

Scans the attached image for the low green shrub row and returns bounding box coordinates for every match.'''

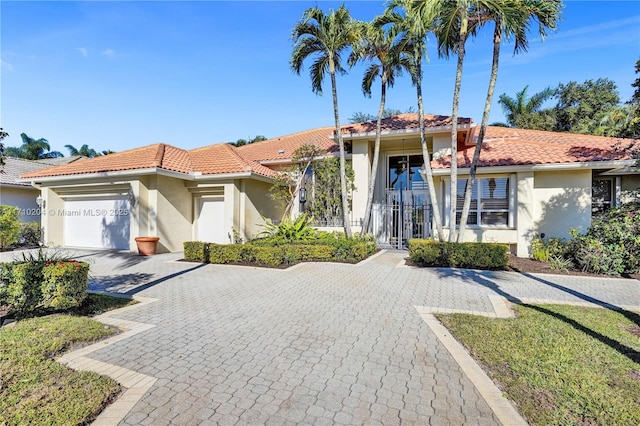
[408,239,509,270]
[0,258,89,318]
[183,239,377,267]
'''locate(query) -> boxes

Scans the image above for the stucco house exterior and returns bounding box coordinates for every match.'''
[20,114,639,256]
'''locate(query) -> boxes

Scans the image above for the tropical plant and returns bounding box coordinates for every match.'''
[498,84,554,128]
[230,135,268,147]
[384,0,446,241]
[259,213,316,242]
[291,5,362,238]
[0,205,21,249]
[4,133,63,160]
[0,128,7,167]
[64,144,100,157]
[553,78,620,133]
[305,156,356,226]
[457,0,563,242]
[349,19,409,237]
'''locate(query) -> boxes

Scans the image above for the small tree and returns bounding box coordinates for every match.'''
[306,157,355,226]
[0,206,21,249]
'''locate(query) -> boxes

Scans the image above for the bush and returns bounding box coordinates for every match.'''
[18,222,42,247]
[208,244,246,264]
[564,202,640,274]
[253,246,285,267]
[0,249,88,317]
[0,205,21,249]
[530,238,549,261]
[183,241,209,262]
[409,239,509,270]
[41,261,89,309]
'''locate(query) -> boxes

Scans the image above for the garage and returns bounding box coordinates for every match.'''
[63,197,131,249]
[196,197,226,243]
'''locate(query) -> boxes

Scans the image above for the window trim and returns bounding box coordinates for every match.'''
[443,174,516,229]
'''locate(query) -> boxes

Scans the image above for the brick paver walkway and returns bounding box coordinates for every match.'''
[4,248,638,425]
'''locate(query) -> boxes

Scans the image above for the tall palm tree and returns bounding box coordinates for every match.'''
[383,0,446,241]
[432,0,475,242]
[498,84,554,127]
[349,20,409,238]
[291,6,361,238]
[5,133,63,160]
[457,0,562,241]
[65,144,100,157]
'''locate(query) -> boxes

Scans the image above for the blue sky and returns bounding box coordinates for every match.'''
[1,1,639,155]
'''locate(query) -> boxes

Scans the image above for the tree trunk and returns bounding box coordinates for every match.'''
[360,77,387,238]
[415,56,445,241]
[330,68,352,238]
[457,23,501,242]
[448,13,468,243]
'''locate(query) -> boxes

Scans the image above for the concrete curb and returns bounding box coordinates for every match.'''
[417,311,528,426]
[58,295,159,426]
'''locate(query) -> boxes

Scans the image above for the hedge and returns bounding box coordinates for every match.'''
[408,239,509,270]
[185,239,376,267]
[1,260,89,317]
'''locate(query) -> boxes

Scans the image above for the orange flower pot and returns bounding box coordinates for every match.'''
[134,237,160,256]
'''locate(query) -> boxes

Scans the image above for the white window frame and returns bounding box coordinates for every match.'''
[443,174,516,228]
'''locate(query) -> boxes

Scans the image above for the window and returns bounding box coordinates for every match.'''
[447,176,513,227]
[592,178,615,214]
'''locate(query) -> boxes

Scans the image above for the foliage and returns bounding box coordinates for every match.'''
[549,255,572,272]
[259,214,316,242]
[4,133,63,160]
[553,78,620,134]
[570,203,639,274]
[64,144,100,157]
[305,157,355,225]
[0,127,7,167]
[438,305,640,425]
[0,249,87,318]
[408,239,509,270]
[18,222,42,247]
[0,205,21,249]
[498,85,554,129]
[229,135,267,147]
[208,243,247,264]
[183,241,209,262]
[0,315,120,425]
[529,238,549,262]
[348,107,410,123]
[41,261,89,310]
[269,144,323,218]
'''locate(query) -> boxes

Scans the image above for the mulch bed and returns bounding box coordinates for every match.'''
[507,255,640,280]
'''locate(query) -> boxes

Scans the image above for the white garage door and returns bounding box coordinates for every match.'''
[63,198,131,249]
[197,198,226,243]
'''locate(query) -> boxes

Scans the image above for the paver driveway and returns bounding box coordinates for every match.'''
[6,248,638,425]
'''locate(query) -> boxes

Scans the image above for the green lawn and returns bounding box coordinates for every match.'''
[438,305,640,425]
[0,294,134,425]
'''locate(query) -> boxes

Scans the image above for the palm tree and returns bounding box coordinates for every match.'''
[65,144,100,157]
[457,0,562,242]
[432,0,475,243]
[5,133,63,160]
[383,0,446,241]
[291,6,361,238]
[498,84,554,127]
[349,20,409,238]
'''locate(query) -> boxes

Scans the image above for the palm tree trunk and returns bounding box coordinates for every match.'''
[330,69,353,238]
[457,23,501,242]
[360,77,387,238]
[415,56,445,241]
[448,14,468,243]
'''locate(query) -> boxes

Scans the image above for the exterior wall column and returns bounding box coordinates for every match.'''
[351,140,370,229]
[516,171,534,257]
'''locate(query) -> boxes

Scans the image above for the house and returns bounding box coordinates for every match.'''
[0,156,83,222]
[19,114,639,256]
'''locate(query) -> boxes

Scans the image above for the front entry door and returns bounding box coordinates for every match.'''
[386,155,431,248]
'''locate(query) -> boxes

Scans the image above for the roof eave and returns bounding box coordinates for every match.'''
[18,167,179,184]
[431,159,638,175]
[335,123,476,140]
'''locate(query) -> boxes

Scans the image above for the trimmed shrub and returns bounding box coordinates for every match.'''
[183,241,209,262]
[409,239,509,270]
[254,246,285,267]
[6,261,45,315]
[0,205,21,249]
[41,261,89,309]
[208,244,245,264]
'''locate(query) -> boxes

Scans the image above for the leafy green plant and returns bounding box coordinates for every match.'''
[0,205,21,249]
[41,261,89,310]
[529,238,550,262]
[183,241,209,262]
[18,222,42,247]
[259,214,316,242]
[549,256,572,272]
[409,239,509,270]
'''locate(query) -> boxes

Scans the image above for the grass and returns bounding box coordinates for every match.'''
[0,294,135,425]
[438,305,640,425]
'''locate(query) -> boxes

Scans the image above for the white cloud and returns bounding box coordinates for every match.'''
[101,48,116,59]
[76,47,88,57]
[1,60,14,71]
